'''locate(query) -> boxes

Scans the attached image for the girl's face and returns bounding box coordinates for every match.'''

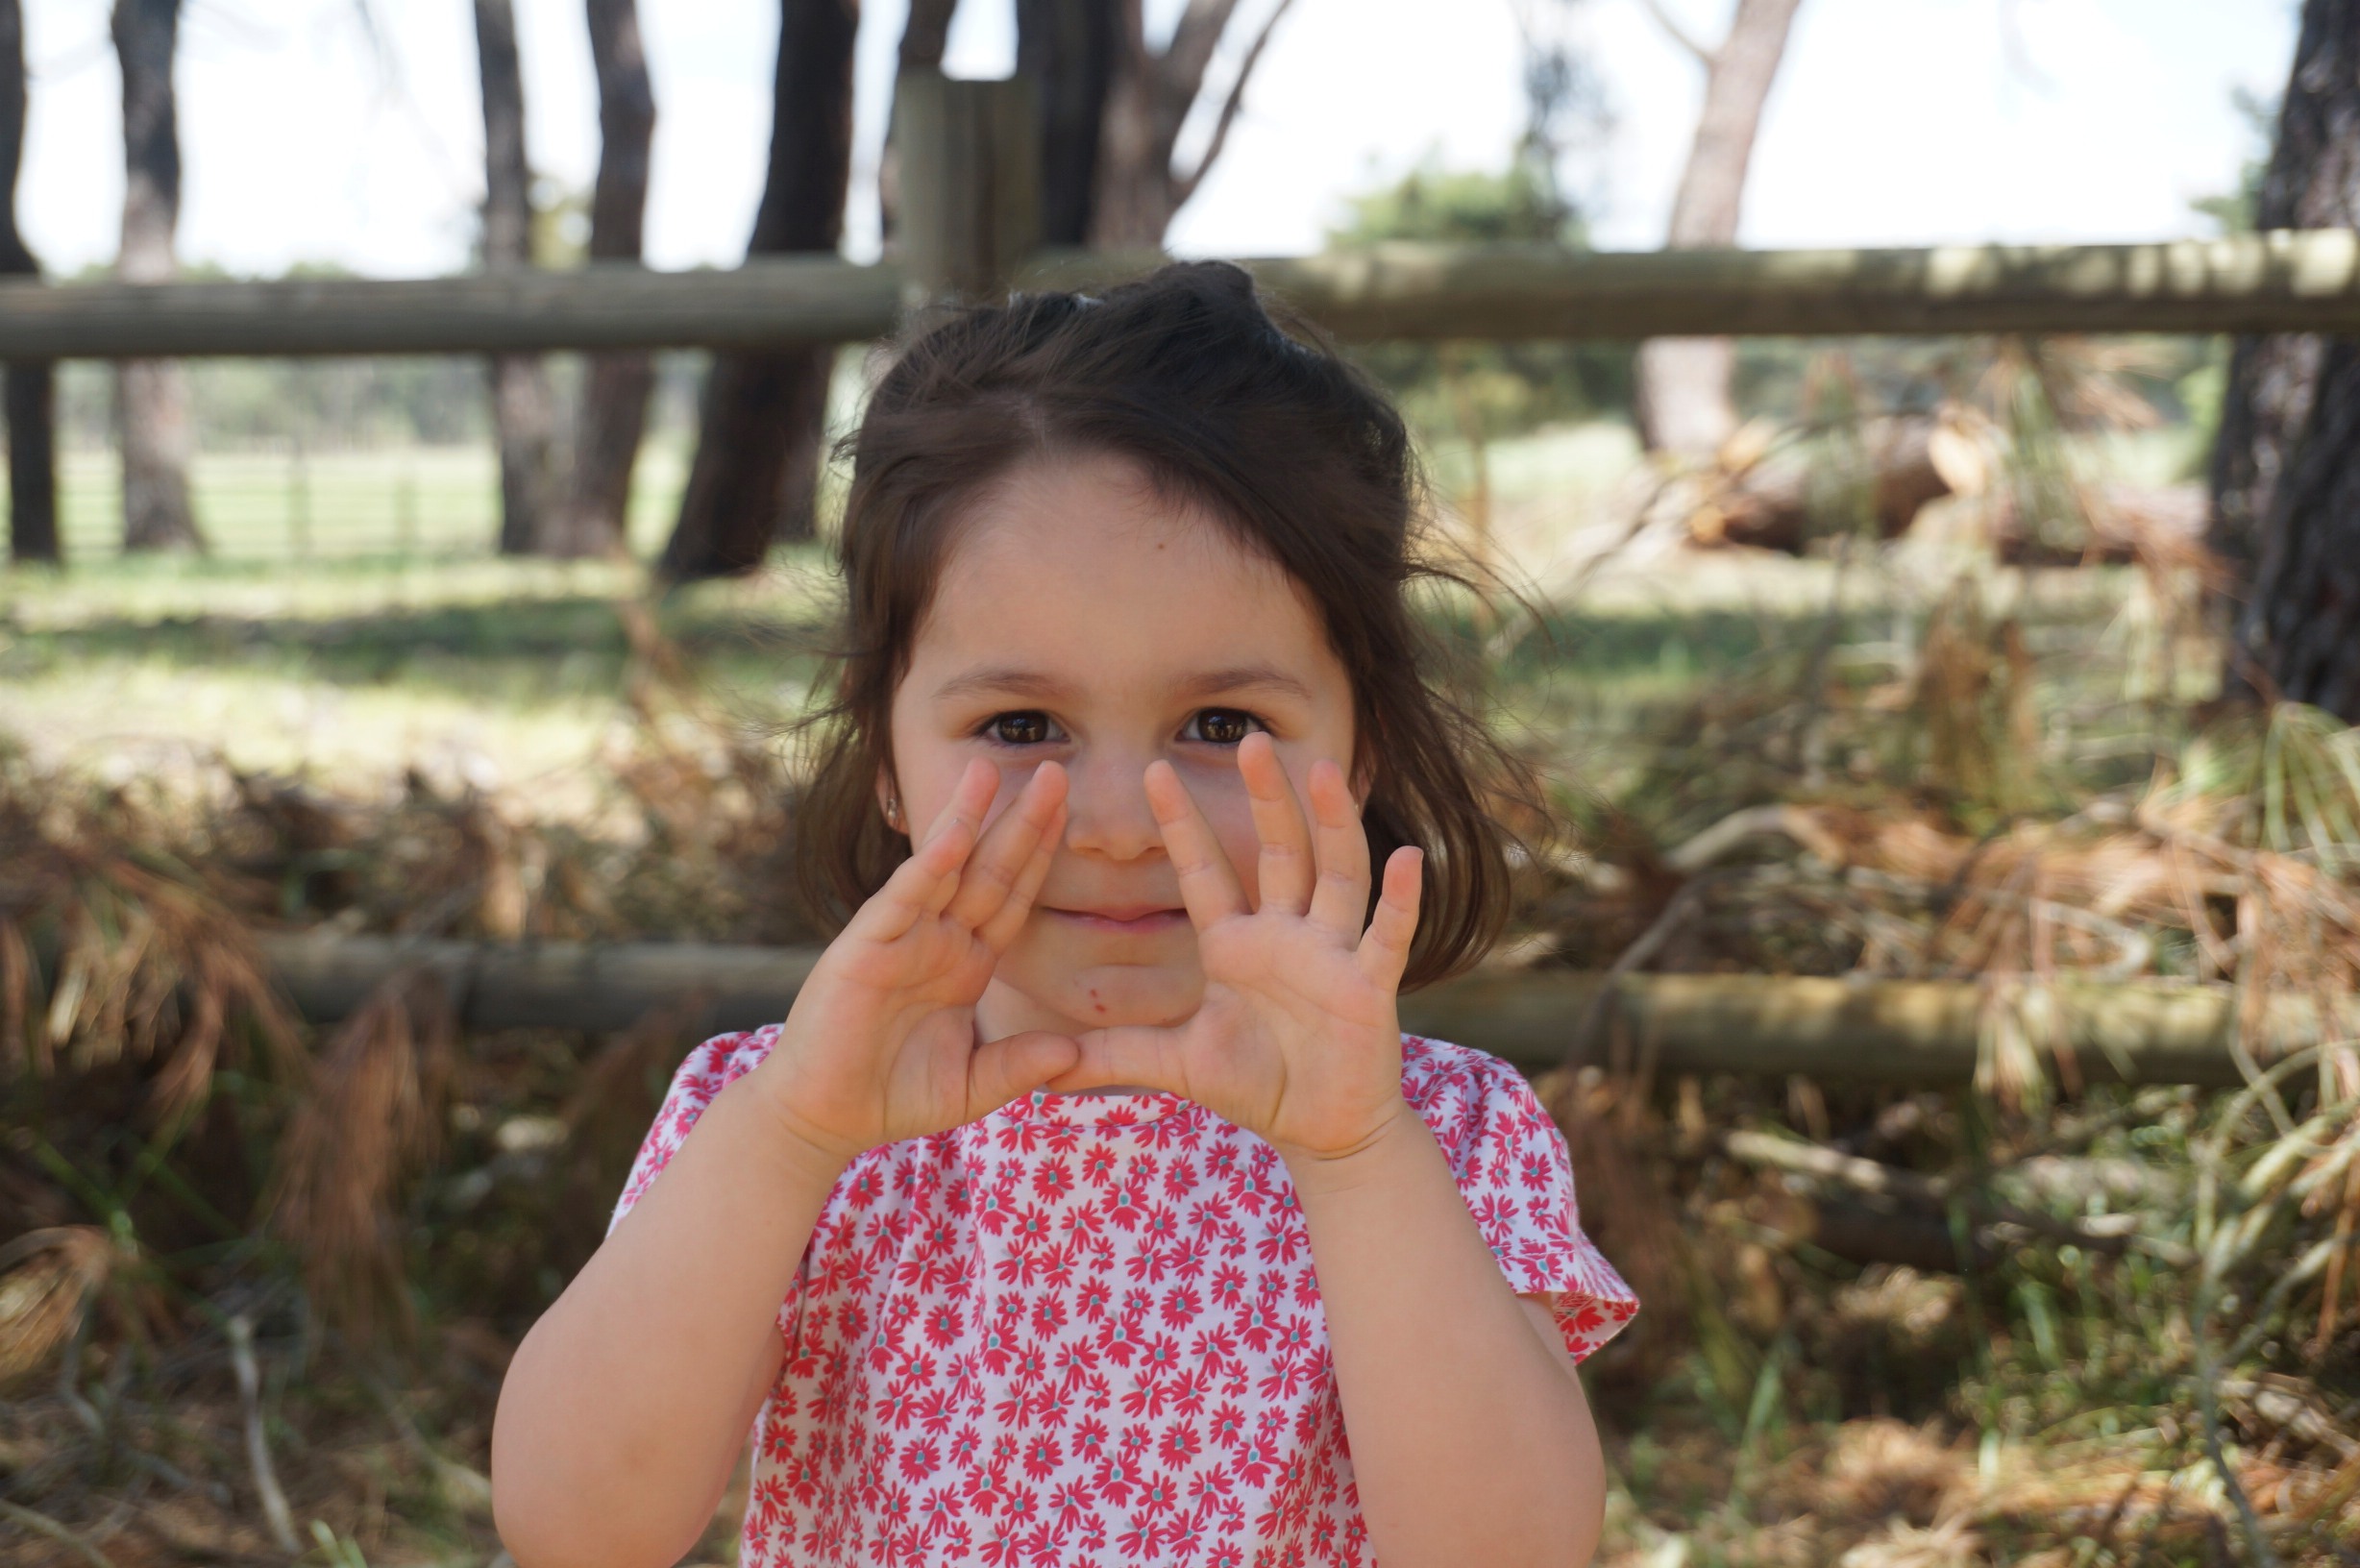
[888,449,1361,1040]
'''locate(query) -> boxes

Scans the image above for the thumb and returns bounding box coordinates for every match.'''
[1045,1025,1188,1097]
[965,1029,1082,1115]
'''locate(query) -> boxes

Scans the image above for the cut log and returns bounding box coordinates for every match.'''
[249,934,2351,1088]
[1702,416,1953,551]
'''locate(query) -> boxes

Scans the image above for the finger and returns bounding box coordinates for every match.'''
[965,1029,1082,1117]
[1043,1025,1190,1098]
[1356,845,1424,988]
[1303,758,1373,940]
[1239,732,1315,917]
[845,808,976,944]
[977,800,1066,951]
[1143,762,1249,926]
[946,762,1069,932]
[919,760,999,916]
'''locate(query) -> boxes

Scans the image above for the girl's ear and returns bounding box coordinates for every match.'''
[1348,750,1375,813]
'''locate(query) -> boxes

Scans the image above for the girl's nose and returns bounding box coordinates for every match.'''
[1059,747,1164,862]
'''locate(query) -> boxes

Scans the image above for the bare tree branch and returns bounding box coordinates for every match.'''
[1159,0,1246,116]
[1170,0,1295,208]
[1635,0,1714,66]
[899,0,956,70]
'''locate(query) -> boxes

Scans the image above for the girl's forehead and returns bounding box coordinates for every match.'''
[913,455,1338,684]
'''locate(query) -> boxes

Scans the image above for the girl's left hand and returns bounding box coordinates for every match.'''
[1048,731,1424,1163]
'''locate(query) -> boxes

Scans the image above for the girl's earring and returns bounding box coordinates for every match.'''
[884,792,903,831]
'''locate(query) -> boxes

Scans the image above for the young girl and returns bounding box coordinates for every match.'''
[491,263,1636,1568]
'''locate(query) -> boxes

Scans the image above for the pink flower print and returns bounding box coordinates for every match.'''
[922,1301,963,1350]
[1007,1204,1054,1250]
[1050,1478,1096,1531]
[973,1175,1019,1236]
[1234,1289,1280,1353]
[1234,1433,1279,1489]
[1020,1433,1062,1482]
[1095,1310,1146,1366]
[1158,1423,1202,1469]
[1160,1283,1204,1327]
[1208,1403,1248,1451]
[1032,1159,1075,1202]
[898,1437,941,1484]
[1092,1446,1142,1507]
[1080,1142,1119,1188]
[977,1310,1020,1376]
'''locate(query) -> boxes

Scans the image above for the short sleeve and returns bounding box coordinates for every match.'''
[1403,1037,1638,1363]
[609,1024,783,1236]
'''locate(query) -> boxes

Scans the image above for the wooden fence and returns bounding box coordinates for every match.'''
[257,935,2352,1090]
[2,231,2359,359]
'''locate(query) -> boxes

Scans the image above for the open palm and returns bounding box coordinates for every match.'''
[751,759,1077,1164]
[1051,734,1423,1161]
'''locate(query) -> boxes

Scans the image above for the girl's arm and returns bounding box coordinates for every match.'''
[490,1083,842,1568]
[1286,1111,1605,1568]
[492,760,1074,1568]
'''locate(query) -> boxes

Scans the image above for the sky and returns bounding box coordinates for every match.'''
[12,0,2299,281]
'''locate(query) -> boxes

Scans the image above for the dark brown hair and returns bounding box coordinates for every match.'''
[792,260,1541,990]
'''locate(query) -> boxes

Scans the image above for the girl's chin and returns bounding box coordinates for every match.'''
[984,967,1200,1033]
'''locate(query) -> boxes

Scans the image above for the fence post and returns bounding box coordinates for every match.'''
[892,70,1041,305]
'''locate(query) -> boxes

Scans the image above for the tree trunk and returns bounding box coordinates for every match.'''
[1018,0,1116,245]
[111,0,202,553]
[1633,0,1805,457]
[2209,0,2360,600]
[0,0,54,565]
[1087,0,1296,249]
[475,0,560,557]
[550,0,656,560]
[877,0,956,245]
[2238,336,2360,719]
[660,0,858,580]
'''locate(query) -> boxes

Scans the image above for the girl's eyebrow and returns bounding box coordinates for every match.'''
[929,664,1315,704]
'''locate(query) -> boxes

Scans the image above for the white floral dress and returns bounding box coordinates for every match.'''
[612,1032,1637,1567]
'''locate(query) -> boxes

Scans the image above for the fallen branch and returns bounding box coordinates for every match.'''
[1724,1129,2193,1264]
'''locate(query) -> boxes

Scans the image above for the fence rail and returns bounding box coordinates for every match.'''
[257,934,2351,1088]
[4,232,2358,359]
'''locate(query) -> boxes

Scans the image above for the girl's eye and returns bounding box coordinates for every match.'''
[1183,709,1263,746]
[983,711,1063,746]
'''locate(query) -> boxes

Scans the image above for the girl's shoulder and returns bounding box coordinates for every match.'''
[611,1024,786,1225]
[1396,1034,1566,1175]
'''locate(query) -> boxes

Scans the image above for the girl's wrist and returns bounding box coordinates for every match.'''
[736,1054,870,1180]
[1272,1096,1424,1198]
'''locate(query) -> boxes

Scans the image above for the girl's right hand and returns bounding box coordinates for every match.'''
[749,758,1072,1166]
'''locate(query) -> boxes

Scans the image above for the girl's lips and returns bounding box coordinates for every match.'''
[1045,906,1189,934]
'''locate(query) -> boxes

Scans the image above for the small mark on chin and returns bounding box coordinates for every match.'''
[1093,1002,1108,1015]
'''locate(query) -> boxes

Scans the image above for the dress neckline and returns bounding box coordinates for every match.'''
[994,1085,1192,1130]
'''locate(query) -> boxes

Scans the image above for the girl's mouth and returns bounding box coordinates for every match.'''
[1045,906,1189,935]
